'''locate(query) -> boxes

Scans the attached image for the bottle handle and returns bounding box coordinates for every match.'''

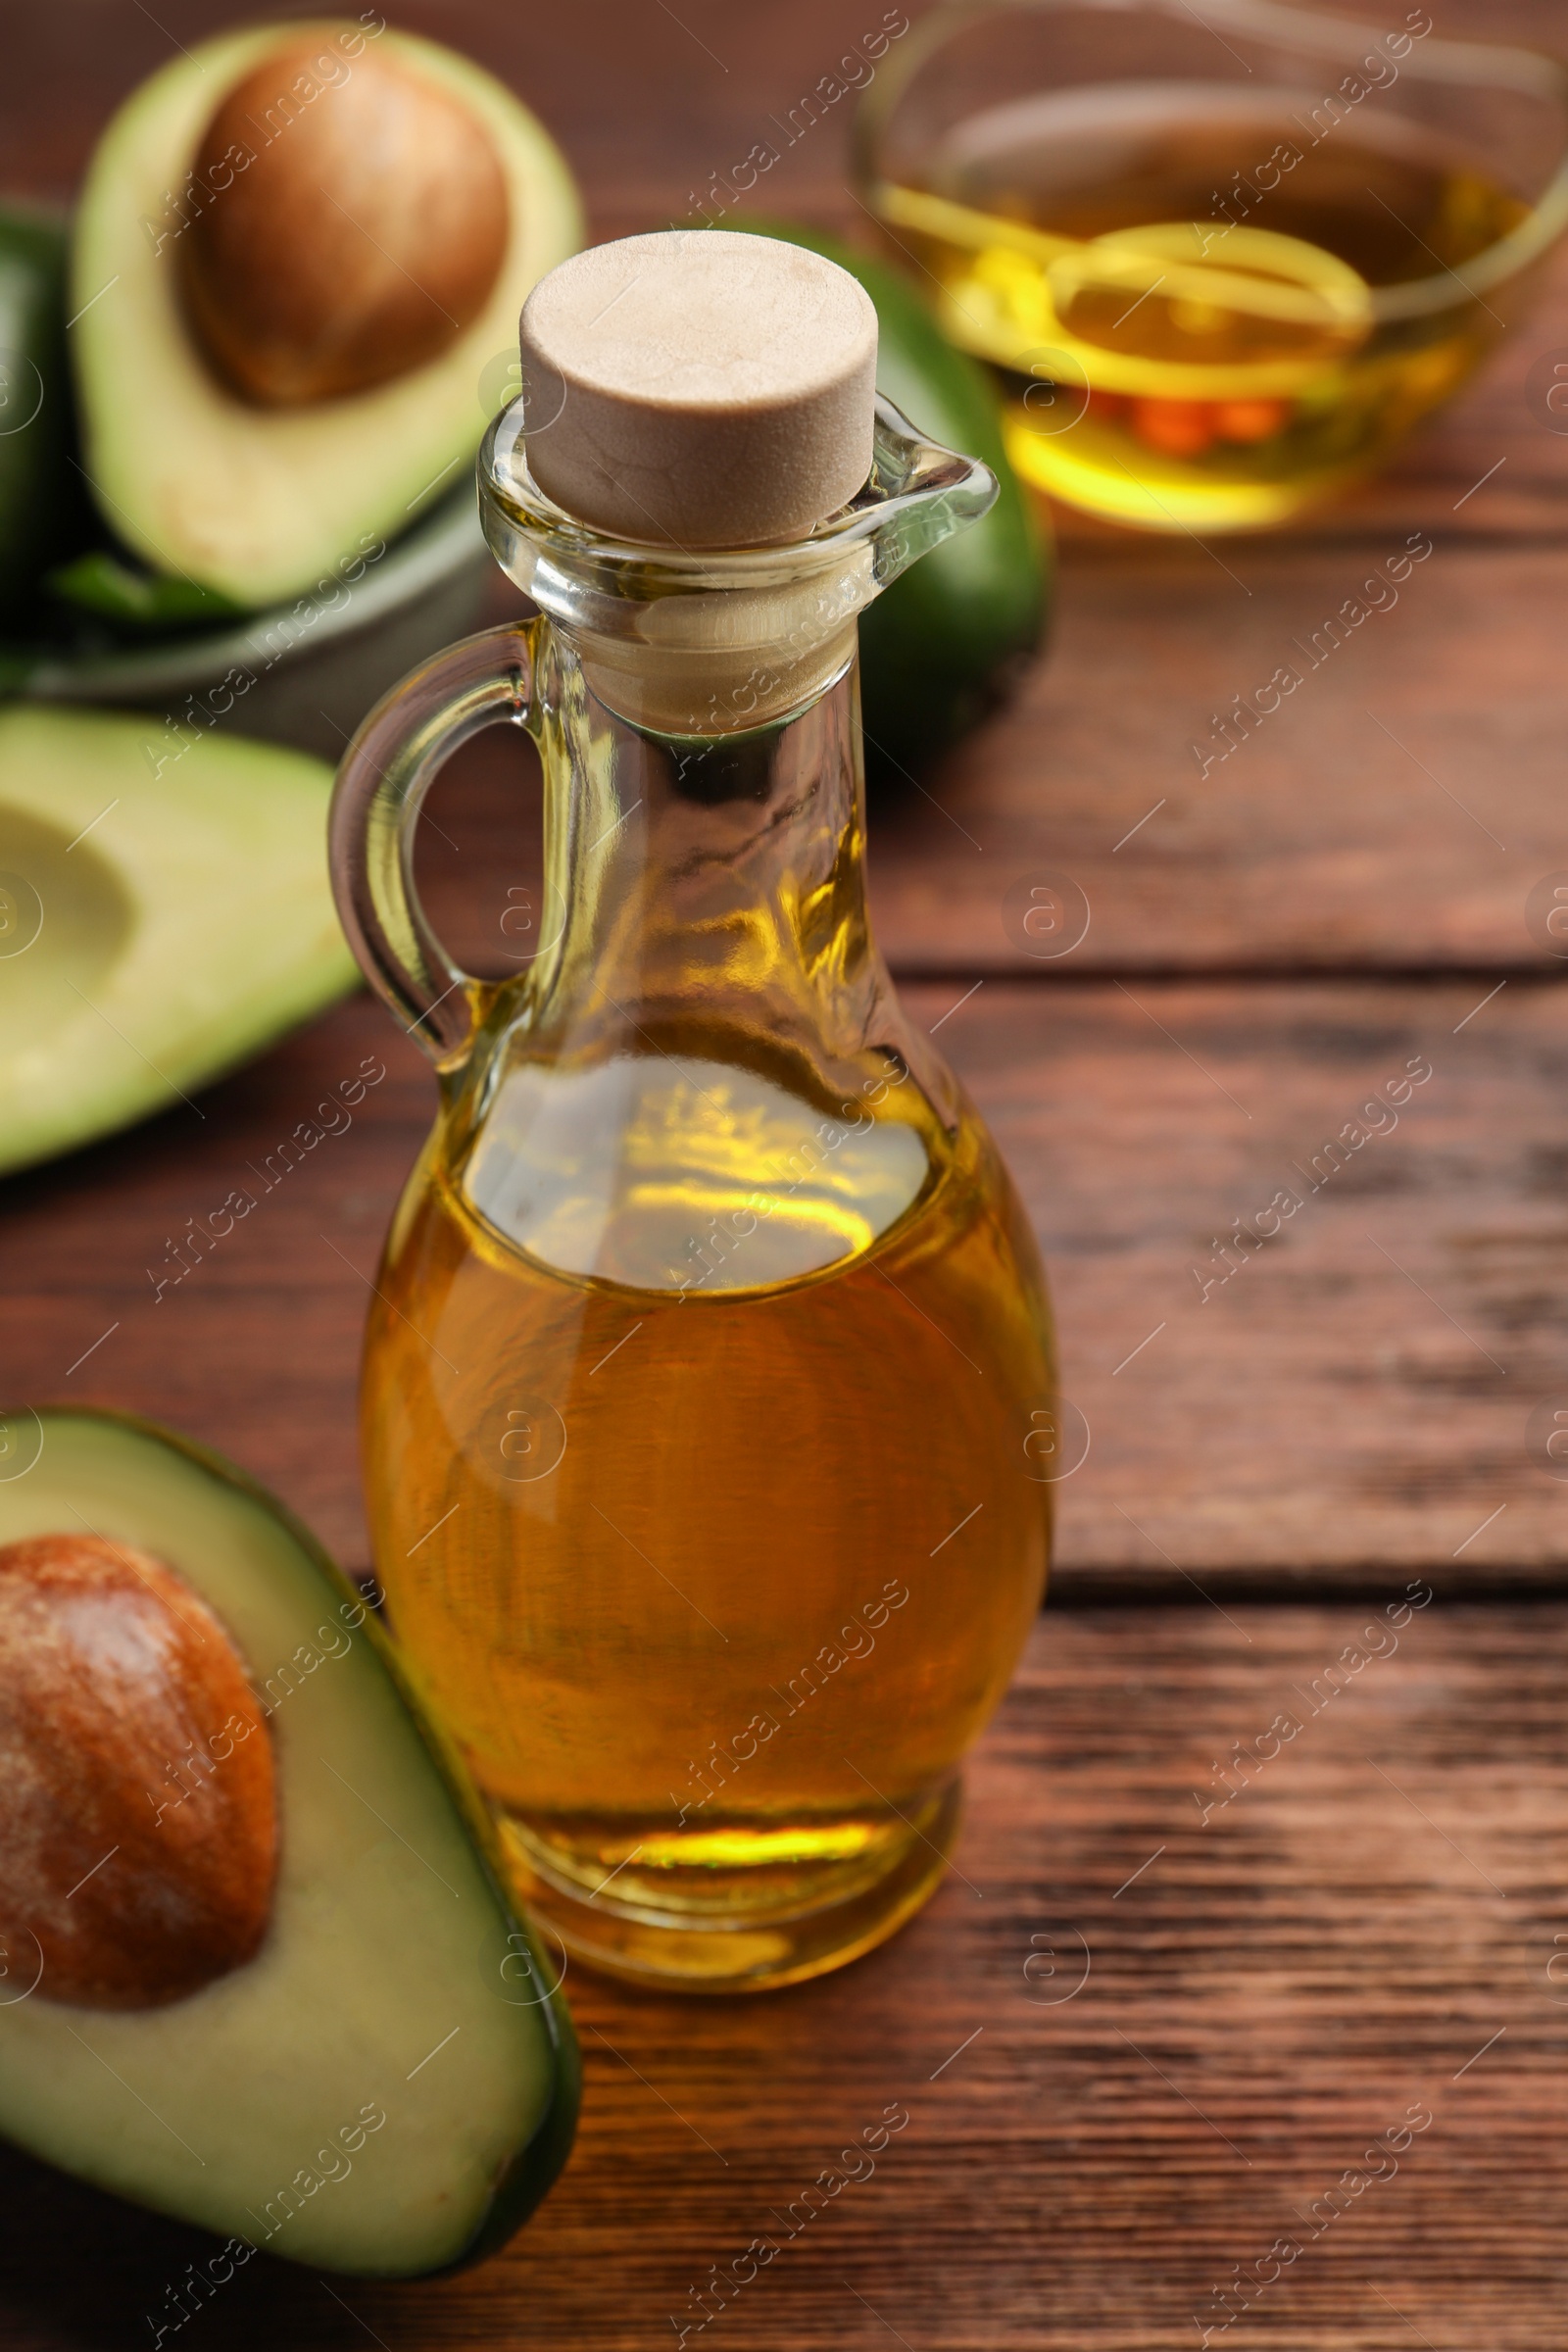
[328,619,535,1070]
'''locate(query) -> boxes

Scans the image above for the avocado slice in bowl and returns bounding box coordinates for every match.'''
[0,1407,578,2276]
[0,706,357,1179]
[71,22,583,608]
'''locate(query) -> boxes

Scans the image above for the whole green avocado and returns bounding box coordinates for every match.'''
[742,219,1052,780]
[0,207,86,621]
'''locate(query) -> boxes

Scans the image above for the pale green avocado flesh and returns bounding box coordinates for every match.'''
[72,22,584,606]
[0,706,357,1177]
[0,1410,577,2276]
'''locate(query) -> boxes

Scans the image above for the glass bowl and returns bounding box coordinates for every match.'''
[855,0,1568,530]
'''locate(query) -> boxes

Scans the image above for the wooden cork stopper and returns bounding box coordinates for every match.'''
[517,230,879,547]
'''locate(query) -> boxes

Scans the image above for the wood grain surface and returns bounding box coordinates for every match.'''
[1,1603,1562,2351]
[9,968,1566,1592]
[869,537,1568,976]
[0,2,1565,2345]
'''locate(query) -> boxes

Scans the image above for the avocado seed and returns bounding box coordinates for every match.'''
[178,37,510,406]
[0,1534,277,2008]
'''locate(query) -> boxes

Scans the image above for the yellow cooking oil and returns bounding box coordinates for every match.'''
[360,1029,1054,1988]
[871,89,1530,528]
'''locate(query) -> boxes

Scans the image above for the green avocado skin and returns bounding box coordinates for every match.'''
[741,219,1052,779]
[131,1409,584,2278]
[191,1414,586,2278]
[0,208,86,620]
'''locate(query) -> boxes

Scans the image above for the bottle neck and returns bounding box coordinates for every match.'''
[514,617,888,1086]
[448,617,958,1294]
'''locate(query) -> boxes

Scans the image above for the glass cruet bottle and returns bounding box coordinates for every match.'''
[329,231,1056,1992]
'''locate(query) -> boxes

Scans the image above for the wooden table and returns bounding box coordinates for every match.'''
[3,4,1566,2345]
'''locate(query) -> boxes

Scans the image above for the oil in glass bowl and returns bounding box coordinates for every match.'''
[874,86,1532,530]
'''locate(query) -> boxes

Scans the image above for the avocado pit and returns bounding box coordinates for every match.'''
[177,37,510,406]
[0,1533,277,2008]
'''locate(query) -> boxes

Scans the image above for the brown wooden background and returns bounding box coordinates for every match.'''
[3,2,1567,2345]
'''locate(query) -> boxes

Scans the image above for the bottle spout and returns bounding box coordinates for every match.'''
[859,394,999,591]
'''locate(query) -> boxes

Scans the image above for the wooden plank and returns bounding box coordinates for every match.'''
[928,973,1568,1590]
[867,535,1568,976]
[5,976,1562,1592]
[1,1602,1562,2348]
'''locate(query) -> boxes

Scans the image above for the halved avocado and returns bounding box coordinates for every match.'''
[0,1408,578,2276]
[72,23,583,607]
[0,706,356,1177]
